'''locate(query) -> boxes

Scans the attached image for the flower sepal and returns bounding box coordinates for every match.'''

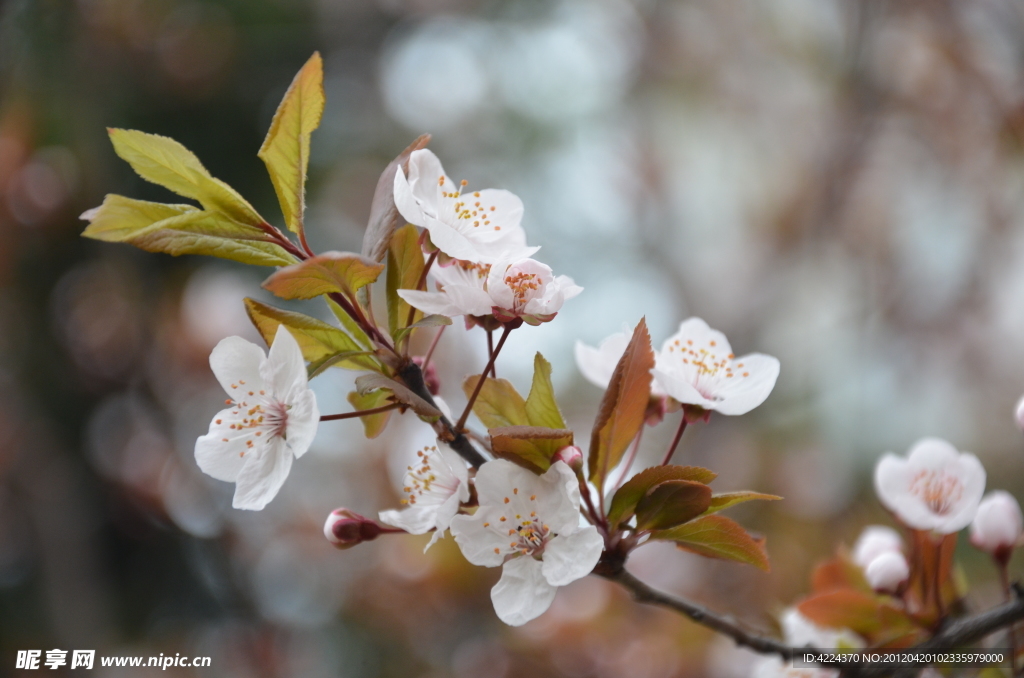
[324,509,385,549]
[681,403,712,424]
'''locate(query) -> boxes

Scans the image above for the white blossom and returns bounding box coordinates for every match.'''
[864,551,909,593]
[195,326,319,510]
[751,609,859,678]
[449,460,604,626]
[1016,395,1024,433]
[874,438,986,534]
[970,490,1023,558]
[393,149,538,263]
[851,525,903,570]
[399,257,582,325]
[652,317,780,415]
[379,438,470,550]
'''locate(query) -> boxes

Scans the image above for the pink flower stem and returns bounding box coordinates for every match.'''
[486,329,496,378]
[1000,562,1018,673]
[321,403,401,421]
[404,250,439,330]
[660,416,688,466]
[422,325,446,371]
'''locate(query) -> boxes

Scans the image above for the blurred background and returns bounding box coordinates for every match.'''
[2,0,1024,675]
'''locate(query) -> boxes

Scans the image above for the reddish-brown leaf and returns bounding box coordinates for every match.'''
[651,514,770,572]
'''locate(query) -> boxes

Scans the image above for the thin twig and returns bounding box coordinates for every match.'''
[455,325,512,432]
[320,403,400,421]
[486,329,496,378]
[404,250,438,330]
[422,325,446,371]
[660,416,688,465]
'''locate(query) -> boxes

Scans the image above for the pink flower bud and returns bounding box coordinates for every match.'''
[553,445,583,471]
[864,551,909,593]
[970,490,1023,563]
[324,509,382,549]
[1016,396,1024,434]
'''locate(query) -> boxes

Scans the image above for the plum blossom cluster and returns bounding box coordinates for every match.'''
[80,53,1024,670]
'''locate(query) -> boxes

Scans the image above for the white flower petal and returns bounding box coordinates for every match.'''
[575,332,630,389]
[708,353,780,415]
[263,326,308,398]
[393,160,427,226]
[379,506,437,535]
[443,284,496,316]
[491,556,558,626]
[851,525,904,569]
[540,527,604,586]
[398,289,467,317]
[449,511,511,567]
[194,408,250,481]
[282,387,319,459]
[231,438,293,511]
[209,336,266,396]
[652,366,716,409]
[661,317,734,358]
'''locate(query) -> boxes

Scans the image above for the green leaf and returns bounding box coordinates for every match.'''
[258,52,324,234]
[355,373,442,419]
[606,465,717,529]
[387,223,425,339]
[263,251,384,300]
[107,129,264,227]
[634,480,712,531]
[362,134,431,262]
[525,353,566,430]
[489,426,573,474]
[347,389,394,439]
[651,514,770,572]
[327,298,373,350]
[588,318,654,487]
[392,314,452,343]
[704,492,782,516]
[461,375,529,430]
[244,298,378,370]
[82,195,297,266]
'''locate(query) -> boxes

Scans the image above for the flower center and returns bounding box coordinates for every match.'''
[909,470,964,515]
[455,259,491,280]
[438,176,502,233]
[401,445,458,506]
[504,270,542,311]
[484,489,552,558]
[665,338,750,399]
[221,381,290,455]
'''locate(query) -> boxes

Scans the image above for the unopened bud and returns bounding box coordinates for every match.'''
[553,445,583,471]
[412,356,441,396]
[1016,395,1024,434]
[324,508,382,549]
[970,490,1023,564]
[852,525,903,569]
[865,551,909,593]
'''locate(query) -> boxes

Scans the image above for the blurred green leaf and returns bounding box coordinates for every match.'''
[387,223,425,339]
[258,52,324,235]
[347,389,394,439]
[82,195,296,266]
[244,298,378,370]
[263,251,384,300]
[588,318,654,487]
[634,479,712,531]
[651,514,770,572]
[108,128,264,227]
[489,426,573,474]
[607,465,717,529]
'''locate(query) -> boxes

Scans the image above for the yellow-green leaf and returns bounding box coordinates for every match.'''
[82,195,297,266]
[244,298,378,370]
[461,375,529,430]
[258,52,324,234]
[607,465,717,528]
[651,514,770,572]
[489,426,573,474]
[704,492,781,516]
[347,389,394,439]
[108,129,264,227]
[525,353,565,430]
[327,298,373,350]
[263,251,384,300]
[588,318,654,487]
[387,223,425,339]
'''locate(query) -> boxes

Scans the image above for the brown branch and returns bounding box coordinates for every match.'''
[320,403,400,421]
[600,564,1024,678]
